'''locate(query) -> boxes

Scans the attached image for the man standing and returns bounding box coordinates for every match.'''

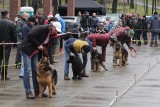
[150,12,160,47]
[0,10,16,80]
[15,12,28,69]
[20,22,60,99]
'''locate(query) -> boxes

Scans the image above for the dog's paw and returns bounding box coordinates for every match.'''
[78,77,82,80]
[36,95,42,98]
[49,95,53,98]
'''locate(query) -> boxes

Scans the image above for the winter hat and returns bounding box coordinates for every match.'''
[48,13,53,18]
[51,22,62,33]
[82,45,90,53]
[28,16,36,22]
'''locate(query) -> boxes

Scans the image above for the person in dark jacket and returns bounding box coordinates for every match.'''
[135,18,142,46]
[0,10,16,80]
[15,12,28,68]
[150,12,160,47]
[142,15,148,45]
[20,22,59,99]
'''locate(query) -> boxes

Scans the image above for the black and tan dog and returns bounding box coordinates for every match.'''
[113,42,128,66]
[67,55,82,80]
[37,57,58,98]
[91,50,108,71]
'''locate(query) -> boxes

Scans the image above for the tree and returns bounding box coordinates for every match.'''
[32,0,38,14]
[112,0,117,13]
[130,0,134,8]
[21,0,26,6]
[53,0,58,14]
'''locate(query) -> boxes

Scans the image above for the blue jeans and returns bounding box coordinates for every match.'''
[151,32,159,41]
[64,42,86,76]
[19,55,24,77]
[22,51,38,94]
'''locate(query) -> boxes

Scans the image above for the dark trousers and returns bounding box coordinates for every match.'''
[59,36,63,50]
[48,43,58,64]
[15,44,21,66]
[142,31,148,44]
[0,45,11,78]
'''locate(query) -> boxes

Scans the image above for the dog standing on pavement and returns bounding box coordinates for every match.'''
[67,55,82,80]
[37,57,58,98]
[91,50,108,71]
[113,42,128,66]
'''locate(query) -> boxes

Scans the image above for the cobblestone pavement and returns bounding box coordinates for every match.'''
[0,43,160,107]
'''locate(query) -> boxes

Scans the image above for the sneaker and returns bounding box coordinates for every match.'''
[35,91,48,98]
[19,76,23,79]
[81,73,89,77]
[64,75,70,80]
[26,91,35,99]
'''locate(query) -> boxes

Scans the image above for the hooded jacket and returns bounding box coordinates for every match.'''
[65,38,89,55]
[55,14,66,33]
[150,15,160,33]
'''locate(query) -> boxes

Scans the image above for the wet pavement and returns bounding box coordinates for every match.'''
[0,43,160,107]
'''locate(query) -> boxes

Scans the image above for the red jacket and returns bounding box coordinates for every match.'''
[87,33,110,61]
[109,27,131,48]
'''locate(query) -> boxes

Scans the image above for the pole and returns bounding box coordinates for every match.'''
[155,0,156,12]
[152,0,154,15]
[3,0,4,10]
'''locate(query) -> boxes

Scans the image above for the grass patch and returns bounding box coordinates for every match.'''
[107,4,160,16]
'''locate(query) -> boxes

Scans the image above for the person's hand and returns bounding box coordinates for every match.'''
[38,45,43,50]
[93,47,97,51]
[129,46,133,50]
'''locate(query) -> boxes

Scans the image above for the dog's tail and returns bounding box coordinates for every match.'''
[51,69,58,85]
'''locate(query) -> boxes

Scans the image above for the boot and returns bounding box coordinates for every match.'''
[150,41,154,47]
[154,41,158,47]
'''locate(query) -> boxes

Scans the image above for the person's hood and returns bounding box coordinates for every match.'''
[55,14,62,21]
[153,15,159,19]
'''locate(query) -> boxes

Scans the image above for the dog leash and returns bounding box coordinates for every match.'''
[130,48,137,58]
[41,48,49,58]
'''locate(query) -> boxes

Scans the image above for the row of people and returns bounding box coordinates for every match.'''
[0,10,133,99]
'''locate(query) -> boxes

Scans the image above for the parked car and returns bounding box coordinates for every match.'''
[97,14,120,32]
[61,16,81,39]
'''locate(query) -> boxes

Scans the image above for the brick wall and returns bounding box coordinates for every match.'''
[9,0,20,21]
[43,0,52,16]
[67,0,75,16]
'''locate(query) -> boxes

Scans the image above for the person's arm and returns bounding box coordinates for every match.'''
[27,26,42,48]
[11,22,17,43]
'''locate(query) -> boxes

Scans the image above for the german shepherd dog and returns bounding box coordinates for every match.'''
[91,50,108,71]
[37,57,58,98]
[67,55,82,80]
[113,42,128,66]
